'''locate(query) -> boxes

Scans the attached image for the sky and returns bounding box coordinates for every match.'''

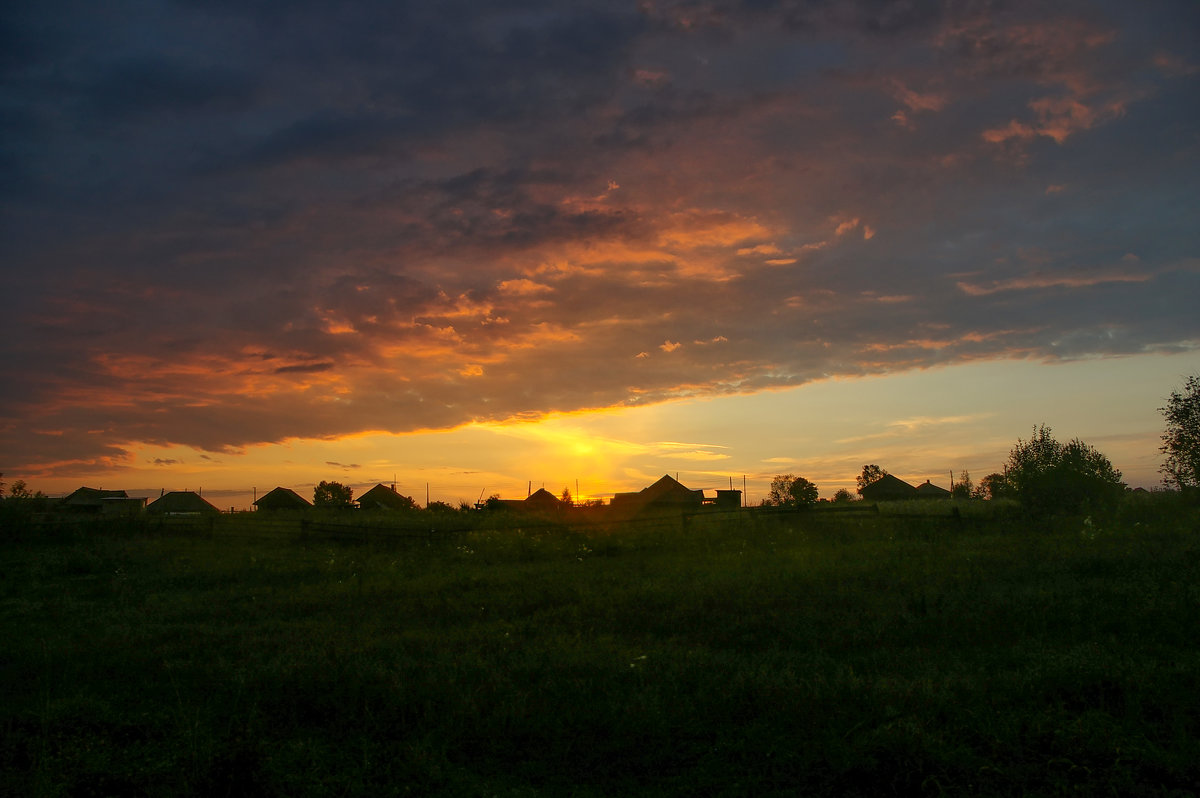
[2,0,1197,509]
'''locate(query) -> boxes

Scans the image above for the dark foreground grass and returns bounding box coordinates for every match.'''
[2,503,1199,796]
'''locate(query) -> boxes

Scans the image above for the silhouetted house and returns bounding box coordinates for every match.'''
[524,487,565,512]
[859,474,918,501]
[254,487,311,511]
[358,484,418,511]
[916,480,951,499]
[59,487,131,514]
[493,487,566,513]
[611,474,704,515]
[147,491,220,517]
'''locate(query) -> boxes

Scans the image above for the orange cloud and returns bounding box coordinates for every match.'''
[656,210,772,249]
[890,80,948,113]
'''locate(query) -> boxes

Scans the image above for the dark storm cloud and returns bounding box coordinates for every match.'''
[1,0,1196,475]
[84,58,258,120]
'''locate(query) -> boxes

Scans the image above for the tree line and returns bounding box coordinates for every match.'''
[763,373,1200,516]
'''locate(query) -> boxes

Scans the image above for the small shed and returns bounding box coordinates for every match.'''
[147,491,221,516]
[254,487,312,511]
[714,489,743,509]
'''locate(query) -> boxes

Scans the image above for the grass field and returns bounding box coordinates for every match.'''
[2,499,1199,796]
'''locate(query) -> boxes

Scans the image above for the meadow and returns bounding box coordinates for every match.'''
[2,499,1199,796]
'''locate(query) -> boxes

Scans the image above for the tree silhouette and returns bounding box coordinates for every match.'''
[1160,375,1200,495]
[856,464,886,494]
[1004,425,1123,515]
[765,474,819,508]
[832,488,855,504]
[314,480,354,508]
[951,471,974,500]
[978,472,1011,500]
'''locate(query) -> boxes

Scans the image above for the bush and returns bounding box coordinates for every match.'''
[1005,425,1125,516]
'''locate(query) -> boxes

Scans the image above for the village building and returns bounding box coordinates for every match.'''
[916,480,952,499]
[59,486,134,514]
[713,489,743,509]
[147,491,221,517]
[610,474,704,516]
[859,474,919,501]
[491,487,567,513]
[357,483,418,511]
[253,487,312,511]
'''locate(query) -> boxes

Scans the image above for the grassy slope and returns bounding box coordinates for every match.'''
[2,504,1199,796]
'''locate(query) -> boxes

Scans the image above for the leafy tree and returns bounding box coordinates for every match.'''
[1160,375,1200,495]
[560,487,573,505]
[831,488,855,504]
[977,472,1011,500]
[951,471,974,500]
[765,474,819,508]
[313,480,354,509]
[856,464,886,494]
[9,480,44,500]
[426,500,457,514]
[1004,425,1124,515]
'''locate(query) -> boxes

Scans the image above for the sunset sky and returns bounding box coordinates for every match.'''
[2,0,1197,509]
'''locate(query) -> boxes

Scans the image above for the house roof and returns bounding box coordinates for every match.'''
[859,473,918,499]
[147,491,221,515]
[640,474,704,504]
[254,486,311,510]
[489,487,565,513]
[611,474,704,513]
[916,480,951,497]
[61,486,129,507]
[524,487,563,508]
[358,483,417,511]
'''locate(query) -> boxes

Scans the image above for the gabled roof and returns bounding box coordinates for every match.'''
[611,474,704,514]
[490,488,565,513]
[61,486,129,507]
[640,474,704,505]
[147,491,221,516]
[358,483,418,511]
[524,487,564,509]
[254,486,311,510]
[916,480,951,498]
[859,473,918,500]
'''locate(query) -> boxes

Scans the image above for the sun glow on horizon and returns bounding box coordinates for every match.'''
[16,355,1189,511]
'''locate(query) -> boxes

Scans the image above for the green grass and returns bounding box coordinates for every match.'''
[2,502,1199,796]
